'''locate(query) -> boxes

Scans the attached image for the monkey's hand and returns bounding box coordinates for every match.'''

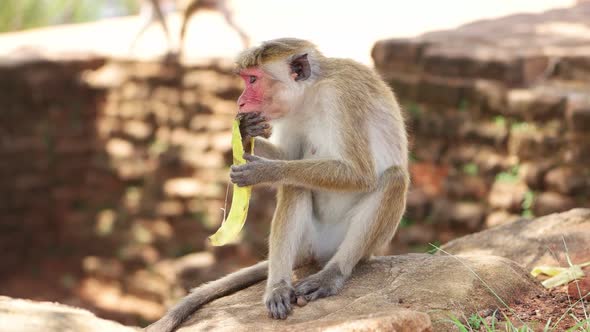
[238,112,272,142]
[264,280,295,320]
[230,154,282,187]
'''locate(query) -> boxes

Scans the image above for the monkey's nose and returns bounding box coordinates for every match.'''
[239,102,246,108]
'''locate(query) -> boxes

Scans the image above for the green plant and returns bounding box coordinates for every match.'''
[0,0,117,32]
[399,217,414,228]
[407,103,422,117]
[510,121,534,132]
[468,313,482,330]
[495,165,520,184]
[463,163,479,176]
[459,99,470,112]
[521,190,535,218]
[494,116,507,127]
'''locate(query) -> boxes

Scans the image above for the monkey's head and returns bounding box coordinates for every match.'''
[234,38,320,119]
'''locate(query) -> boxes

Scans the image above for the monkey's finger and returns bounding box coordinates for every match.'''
[239,112,265,125]
[244,124,270,137]
[282,295,292,314]
[230,164,251,172]
[243,153,261,162]
[229,174,246,186]
[276,302,288,320]
[268,301,278,319]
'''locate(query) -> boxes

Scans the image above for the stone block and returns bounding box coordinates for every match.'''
[485,210,521,228]
[417,76,474,107]
[372,39,429,76]
[431,199,486,231]
[488,181,528,213]
[532,192,576,216]
[519,161,555,190]
[459,121,508,147]
[443,175,489,200]
[544,166,590,195]
[566,97,590,132]
[405,188,431,221]
[506,89,566,121]
[474,80,506,114]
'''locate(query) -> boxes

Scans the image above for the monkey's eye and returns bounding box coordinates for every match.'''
[249,76,257,84]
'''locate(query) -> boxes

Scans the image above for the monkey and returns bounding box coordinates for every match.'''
[129,0,250,56]
[146,38,409,332]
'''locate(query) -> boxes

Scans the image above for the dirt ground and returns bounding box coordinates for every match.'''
[498,268,590,331]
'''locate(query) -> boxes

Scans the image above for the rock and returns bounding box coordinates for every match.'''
[505,89,566,121]
[441,209,590,269]
[519,161,555,190]
[474,80,506,114]
[532,192,577,216]
[485,210,521,228]
[488,181,528,213]
[177,254,538,332]
[443,175,488,200]
[566,97,590,132]
[459,121,508,147]
[371,39,429,77]
[431,199,486,231]
[508,128,561,161]
[388,73,420,100]
[544,166,589,195]
[416,76,473,107]
[405,188,431,221]
[0,296,139,332]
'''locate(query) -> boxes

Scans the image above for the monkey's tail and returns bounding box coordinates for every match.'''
[145,260,268,332]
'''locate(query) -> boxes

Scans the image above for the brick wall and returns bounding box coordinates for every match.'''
[373,35,590,248]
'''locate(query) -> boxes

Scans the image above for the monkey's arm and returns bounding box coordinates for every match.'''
[231,157,377,192]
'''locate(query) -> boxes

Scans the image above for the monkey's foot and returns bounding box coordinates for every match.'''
[294,265,345,302]
[264,280,295,320]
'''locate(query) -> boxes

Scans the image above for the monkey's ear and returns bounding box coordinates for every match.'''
[290,53,311,81]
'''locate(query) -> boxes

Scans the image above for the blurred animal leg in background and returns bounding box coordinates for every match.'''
[218,0,250,48]
[129,0,175,55]
[179,0,250,56]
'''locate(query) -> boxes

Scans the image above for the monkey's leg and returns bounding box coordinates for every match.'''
[129,14,154,53]
[150,0,174,53]
[265,186,312,319]
[146,261,268,332]
[294,166,408,302]
[179,0,202,56]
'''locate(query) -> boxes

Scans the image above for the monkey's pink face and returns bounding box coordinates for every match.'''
[237,67,286,119]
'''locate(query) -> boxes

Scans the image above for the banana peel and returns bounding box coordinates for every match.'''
[209,119,254,246]
[531,261,590,289]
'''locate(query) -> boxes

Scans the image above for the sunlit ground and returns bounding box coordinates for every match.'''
[0,0,577,65]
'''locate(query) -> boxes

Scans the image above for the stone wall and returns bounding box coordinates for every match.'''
[0,57,277,284]
[372,3,590,246]
[0,58,106,272]
[0,56,280,322]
